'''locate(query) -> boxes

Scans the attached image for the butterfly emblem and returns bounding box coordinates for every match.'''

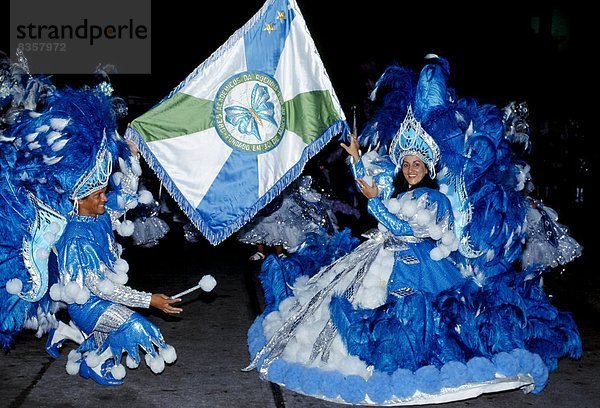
[225,83,277,142]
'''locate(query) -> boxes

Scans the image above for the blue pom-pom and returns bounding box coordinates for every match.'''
[365,371,393,404]
[283,363,303,391]
[467,357,496,382]
[531,353,549,394]
[339,375,367,404]
[414,365,442,394]
[511,348,534,373]
[299,367,322,395]
[266,359,287,383]
[493,352,519,376]
[390,368,417,399]
[320,371,344,399]
[440,361,470,388]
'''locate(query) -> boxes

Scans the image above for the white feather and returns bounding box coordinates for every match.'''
[25,132,39,142]
[43,155,63,165]
[46,131,62,145]
[50,117,70,131]
[51,138,69,151]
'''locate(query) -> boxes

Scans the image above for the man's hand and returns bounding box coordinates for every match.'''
[150,294,183,314]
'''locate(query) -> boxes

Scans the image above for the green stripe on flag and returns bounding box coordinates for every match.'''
[284,90,341,144]
[131,93,214,142]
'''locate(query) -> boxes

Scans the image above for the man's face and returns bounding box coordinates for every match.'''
[77,187,108,217]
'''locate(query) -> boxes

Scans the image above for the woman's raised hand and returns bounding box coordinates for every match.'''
[356,178,379,199]
[340,133,360,164]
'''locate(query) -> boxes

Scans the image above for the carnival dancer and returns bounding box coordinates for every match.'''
[0,74,182,385]
[244,55,581,405]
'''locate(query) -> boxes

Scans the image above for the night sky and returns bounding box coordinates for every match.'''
[3,1,591,123]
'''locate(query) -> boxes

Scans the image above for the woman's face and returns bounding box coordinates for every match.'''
[401,155,427,186]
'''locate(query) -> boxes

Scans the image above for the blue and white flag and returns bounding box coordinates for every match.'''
[125,0,348,245]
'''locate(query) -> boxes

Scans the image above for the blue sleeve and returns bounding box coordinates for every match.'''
[367,197,413,236]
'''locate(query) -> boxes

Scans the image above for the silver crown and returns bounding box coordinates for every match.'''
[389,106,440,179]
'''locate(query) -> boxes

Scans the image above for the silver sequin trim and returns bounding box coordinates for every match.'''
[86,266,151,308]
[398,255,420,265]
[92,303,134,346]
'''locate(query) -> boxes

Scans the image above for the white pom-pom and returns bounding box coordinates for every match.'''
[111,364,126,380]
[113,258,129,274]
[450,238,459,251]
[117,219,134,237]
[6,278,23,295]
[415,209,431,226]
[49,283,62,300]
[440,245,451,258]
[429,224,443,240]
[430,246,444,261]
[43,232,56,244]
[66,360,80,375]
[125,198,138,209]
[74,288,90,304]
[386,198,401,214]
[49,222,62,234]
[108,272,128,285]
[145,354,165,374]
[401,200,418,218]
[85,351,101,368]
[138,190,154,205]
[126,355,139,369]
[65,281,81,300]
[441,230,456,246]
[160,345,177,364]
[36,247,50,260]
[199,275,217,292]
[68,350,81,362]
[97,279,115,294]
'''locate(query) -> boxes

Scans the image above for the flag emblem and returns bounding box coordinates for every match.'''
[215,72,285,152]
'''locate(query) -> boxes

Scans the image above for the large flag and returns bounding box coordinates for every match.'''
[125,0,347,245]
